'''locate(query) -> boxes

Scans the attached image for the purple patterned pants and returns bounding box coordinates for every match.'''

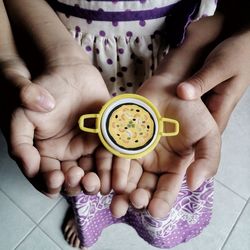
[67,178,213,248]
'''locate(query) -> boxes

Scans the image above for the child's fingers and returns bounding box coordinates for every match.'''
[59,133,99,162]
[81,172,100,195]
[58,134,100,195]
[61,161,84,196]
[110,160,142,218]
[112,157,131,193]
[10,108,64,197]
[130,188,150,209]
[130,172,158,209]
[186,129,221,191]
[40,156,64,198]
[42,170,64,198]
[148,172,185,218]
[110,194,129,218]
[177,57,234,100]
[10,108,40,177]
[95,147,113,195]
[78,155,94,172]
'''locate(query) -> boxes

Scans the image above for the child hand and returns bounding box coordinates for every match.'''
[127,75,221,218]
[177,32,250,132]
[10,60,110,198]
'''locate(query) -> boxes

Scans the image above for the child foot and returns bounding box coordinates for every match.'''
[63,209,87,249]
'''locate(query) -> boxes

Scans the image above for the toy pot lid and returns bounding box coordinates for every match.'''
[79,94,179,159]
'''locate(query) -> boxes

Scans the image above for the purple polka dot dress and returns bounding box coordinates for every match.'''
[49,0,217,248]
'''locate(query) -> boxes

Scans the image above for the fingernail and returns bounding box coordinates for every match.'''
[131,202,144,210]
[190,176,206,191]
[84,185,96,193]
[38,95,55,111]
[179,82,196,99]
[43,191,60,199]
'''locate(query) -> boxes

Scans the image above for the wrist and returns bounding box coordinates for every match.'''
[139,74,178,105]
[43,41,91,69]
[4,0,91,68]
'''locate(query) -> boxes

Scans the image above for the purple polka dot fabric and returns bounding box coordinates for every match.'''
[67,178,214,248]
[51,0,217,96]
[50,0,218,248]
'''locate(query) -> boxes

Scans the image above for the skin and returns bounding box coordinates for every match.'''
[10,61,110,197]
[132,75,221,218]
[2,0,249,221]
[1,0,248,248]
[0,0,55,112]
[109,13,225,218]
[110,74,221,219]
[126,4,250,218]
[177,31,250,132]
[1,0,141,200]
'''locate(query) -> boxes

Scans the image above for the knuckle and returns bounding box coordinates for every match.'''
[19,83,34,105]
[192,74,205,95]
[96,147,112,160]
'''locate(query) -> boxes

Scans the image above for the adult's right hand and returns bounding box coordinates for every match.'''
[9,59,111,198]
[0,0,55,112]
[0,58,56,112]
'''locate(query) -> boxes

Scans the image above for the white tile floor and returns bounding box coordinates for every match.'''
[0,89,250,250]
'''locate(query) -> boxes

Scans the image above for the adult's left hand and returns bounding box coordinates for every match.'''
[177,32,250,132]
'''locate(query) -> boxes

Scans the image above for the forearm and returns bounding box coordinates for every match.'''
[154,12,224,87]
[0,0,18,61]
[3,0,89,65]
[0,0,31,86]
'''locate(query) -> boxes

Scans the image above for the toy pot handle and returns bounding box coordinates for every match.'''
[160,117,179,136]
[78,114,99,133]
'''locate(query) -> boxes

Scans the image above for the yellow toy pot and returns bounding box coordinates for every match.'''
[79,94,179,159]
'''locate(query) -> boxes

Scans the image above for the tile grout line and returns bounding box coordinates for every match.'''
[215,179,248,201]
[1,176,247,249]
[12,197,64,249]
[36,198,68,250]
[14,226,38,250]
[0,186,63,224]
[36,197,63,224]
[221,200,248,250]
[0,190,37,250]
[37,224,64,250]
[0,189,38,225]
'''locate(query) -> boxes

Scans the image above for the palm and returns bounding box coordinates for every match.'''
[11,63,110,195]
[130,75,221,218]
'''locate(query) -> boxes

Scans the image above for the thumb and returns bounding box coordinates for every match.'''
[18,76,56,112]
[2,60,55,112]
[177,58,234,100]
[186,129,221,191]
[10,108,41,178]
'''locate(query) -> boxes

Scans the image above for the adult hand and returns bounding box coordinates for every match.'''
[0,58,56,112]
[177,32,250,132]
[0,0,55,112]
[128,75,221,218]
[10,58,110,198]
[108,13,225,217]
